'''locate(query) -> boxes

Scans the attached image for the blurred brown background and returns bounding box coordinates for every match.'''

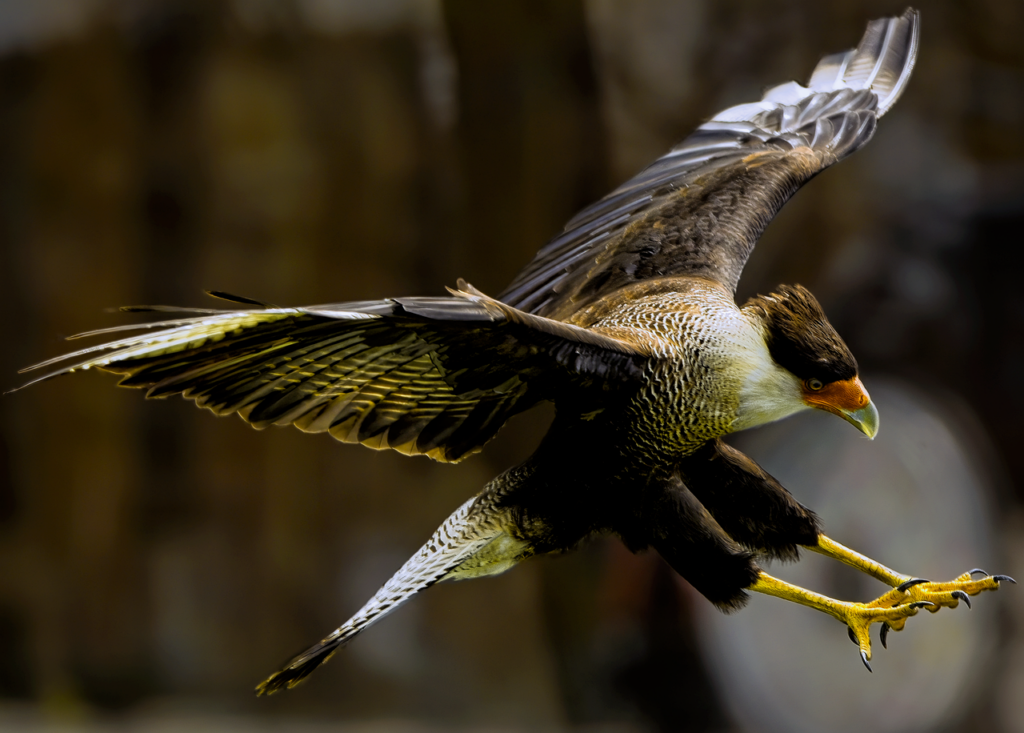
[1,0,1023,731]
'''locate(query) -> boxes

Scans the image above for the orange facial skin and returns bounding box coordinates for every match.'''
[800,375,878,438]
[801,375,871,415]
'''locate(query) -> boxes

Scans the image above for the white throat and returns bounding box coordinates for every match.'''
[731,321,808,433]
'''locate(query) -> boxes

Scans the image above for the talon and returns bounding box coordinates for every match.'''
[896,577,929,593]
[848,626,858,645]
[994,575,1017,584]
[908,601,934,610]
[860,649,872,672]
[880,622,890,649]
[950,589,971,608]
[968,568,989,577]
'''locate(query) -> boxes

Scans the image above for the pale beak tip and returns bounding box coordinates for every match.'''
[843,401,879,440]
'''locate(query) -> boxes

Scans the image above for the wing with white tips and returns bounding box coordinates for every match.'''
[500,9,919,321]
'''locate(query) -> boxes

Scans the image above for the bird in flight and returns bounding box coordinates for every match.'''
[13,8,1012,694]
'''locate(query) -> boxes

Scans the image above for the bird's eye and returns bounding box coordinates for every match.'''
[808,378,824,391]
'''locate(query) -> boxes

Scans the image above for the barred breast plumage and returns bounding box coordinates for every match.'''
[587,280,758,460]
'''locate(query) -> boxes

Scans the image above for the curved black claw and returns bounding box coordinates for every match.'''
[860,649,872,672]
[951,590,972,609]
[880,622,890,649]
[848,626,858,645]
[968,568,990,577]
[908,601,935,610]
[896,577,930,593]
[994,575,1017,584]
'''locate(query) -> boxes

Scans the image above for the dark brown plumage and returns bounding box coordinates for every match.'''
[11,8,1013,694]
[746,285,859,383]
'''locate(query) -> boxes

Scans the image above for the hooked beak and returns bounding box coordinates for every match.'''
[802,376,879,440]
[837,400,879,439]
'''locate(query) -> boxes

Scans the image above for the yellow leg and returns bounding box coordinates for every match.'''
[749,572,934,670]
[749,537,1015,669]
[805,534,1014,650]
[809,535,907,585]
[810,534,1012,609]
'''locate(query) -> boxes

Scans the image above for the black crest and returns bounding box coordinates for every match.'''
[745,285,858,383]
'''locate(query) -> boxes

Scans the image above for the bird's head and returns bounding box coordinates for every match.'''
[743,284,878,439]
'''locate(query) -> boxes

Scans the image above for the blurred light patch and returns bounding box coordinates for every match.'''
[0,0,104,52]
[231,0,458,130]
[296,0,423,34]
[696,379,1001,733]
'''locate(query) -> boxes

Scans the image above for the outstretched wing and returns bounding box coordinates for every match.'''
[14,284,651,463]
[500,9,919,321]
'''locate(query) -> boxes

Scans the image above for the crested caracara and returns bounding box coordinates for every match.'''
[12,8,1013,694]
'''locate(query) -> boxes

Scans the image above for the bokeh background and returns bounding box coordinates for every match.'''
[1,0,1023,731]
